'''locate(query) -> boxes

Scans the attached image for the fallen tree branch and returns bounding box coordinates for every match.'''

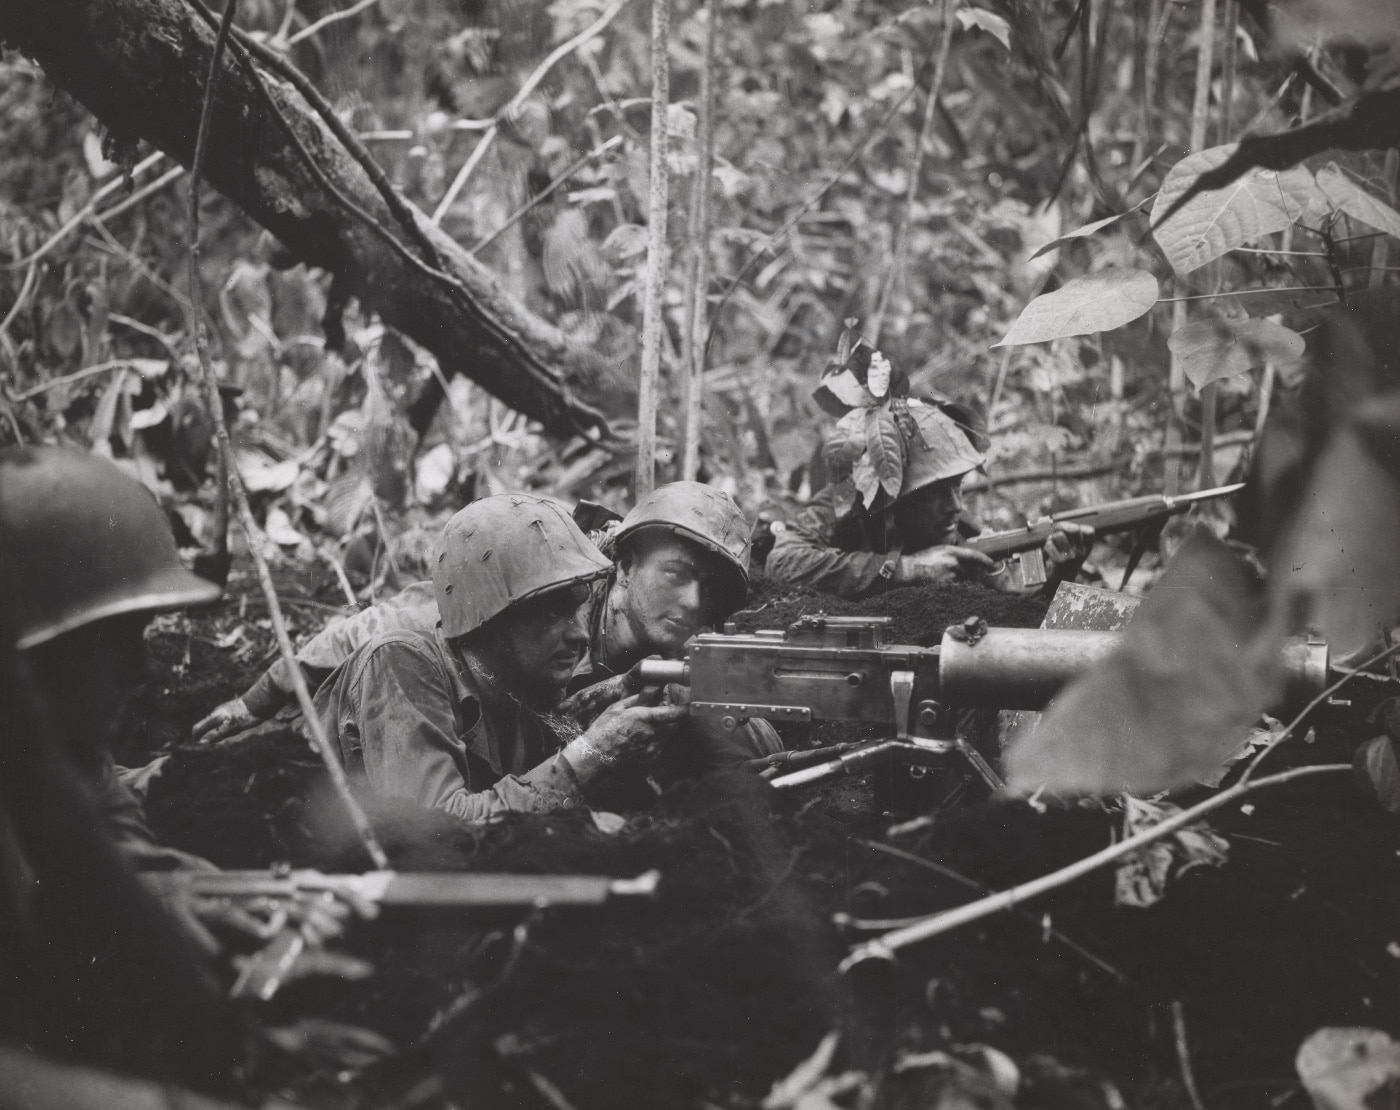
[963,432,1256,492]
[839,763,1350,971]
[3,0,624,436]
[184,0,388,870]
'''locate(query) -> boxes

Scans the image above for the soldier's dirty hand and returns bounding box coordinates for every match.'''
[557,663,647,727]
[564,693,687,779]
[896,545,997,584]
[1043,521,1094,577]
[193,696,258,744]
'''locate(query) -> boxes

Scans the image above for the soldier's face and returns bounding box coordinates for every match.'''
[497,583,592,701]
[23,613,154,759]
[615,533,718,655]
[891,479,963,552]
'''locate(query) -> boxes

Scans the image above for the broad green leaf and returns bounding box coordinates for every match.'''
[865,407,904,498]
[821,408,866,477]
[955,8,1011,49]
[602,223,648,261]
[1027,208,1132,261]
[1006,534,1284,795]
[994,268,1159,347]
[1168,318,1306,391]
[1315,163,1400,239]
[1152,144,1326,273]
[851,449,882,509]
[1355,735,1400,814]
[1270,396,1400,655]
[812,368,874,417]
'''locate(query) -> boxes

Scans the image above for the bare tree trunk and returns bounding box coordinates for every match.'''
[869,0,954,348]
[1166,0,1217,494]
[680,0,718,481]
[0,0,629,438]
[635,0,672,498]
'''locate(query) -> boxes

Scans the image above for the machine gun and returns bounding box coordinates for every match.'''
[143,868,659,1001]
[967,482,1244,588]
[636,614,1329,792]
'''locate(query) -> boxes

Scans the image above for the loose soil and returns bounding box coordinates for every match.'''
[127,562,1400,1110]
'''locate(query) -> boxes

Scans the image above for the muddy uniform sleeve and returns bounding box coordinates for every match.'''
[244,585,440,717]
[765,488,896,599]
[89,753,159,852]
[332,639,581,823]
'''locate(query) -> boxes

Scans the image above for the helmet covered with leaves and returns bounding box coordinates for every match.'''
[0,446,222,650]
[615,482,752,616]
[434,493,611,639]
[815,328,986,512]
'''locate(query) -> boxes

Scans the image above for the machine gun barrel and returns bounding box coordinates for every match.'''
[638,615,1331,726]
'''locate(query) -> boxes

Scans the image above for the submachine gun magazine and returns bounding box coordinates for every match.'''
[968,482,1245,588]
[635,614,1330,792]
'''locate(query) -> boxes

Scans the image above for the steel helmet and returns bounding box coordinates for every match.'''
[615,482,751,616]
[0,446,222,650]
[434,493,611,638]
[894,399,985,504]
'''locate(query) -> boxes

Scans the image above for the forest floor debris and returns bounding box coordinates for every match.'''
[127,562,1400,1110]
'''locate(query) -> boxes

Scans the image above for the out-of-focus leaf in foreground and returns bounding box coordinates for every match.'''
[1005,533,1284,795]
[1268,393,1400,656]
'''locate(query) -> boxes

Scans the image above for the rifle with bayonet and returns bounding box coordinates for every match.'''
[968,482,1245,588]
[143,868,659,1001]
[636,612,1330,793]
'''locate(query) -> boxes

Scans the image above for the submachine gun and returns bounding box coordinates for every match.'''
[143,868,659,1001]
[636,614,1329,792]
[967,482,1244,589]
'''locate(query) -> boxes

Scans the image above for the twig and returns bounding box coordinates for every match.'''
[469,135,621,254]
[430,0,634,224]
[702,41,937,360]
[1240,639,1400,785]
[1157,285,1338,303]
[284,0,380,46]
[319,547,358,607]
[526,1071,583,1110]
[634,0,671,498]
[2,153,168,270]
[869,0,954,347]
[1173,1001,1209,1110]
[184,0,388,869]
[0,261,39,346]
[853,838,1128,984]
[839,763,1350,970]
[679,0,718,481]
[15,359,148,401]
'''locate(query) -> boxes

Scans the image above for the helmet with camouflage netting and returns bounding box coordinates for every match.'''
[434,493,612,638]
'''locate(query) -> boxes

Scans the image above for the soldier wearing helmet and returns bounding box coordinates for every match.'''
[194,483,781,773]
[0,446,221,863]
[767,400,1093,599]
[313,494,707,822]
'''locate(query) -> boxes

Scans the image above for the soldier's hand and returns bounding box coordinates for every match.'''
[556,663,647,727]
[1043,522,1095,579]
[567,692,687,775]
[193,696,259,744]
[896,545,996,585]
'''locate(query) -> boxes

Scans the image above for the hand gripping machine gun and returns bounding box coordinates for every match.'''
[636,614,1330,793]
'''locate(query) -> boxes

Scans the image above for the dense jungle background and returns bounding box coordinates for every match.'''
[4,0,1400,1108]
